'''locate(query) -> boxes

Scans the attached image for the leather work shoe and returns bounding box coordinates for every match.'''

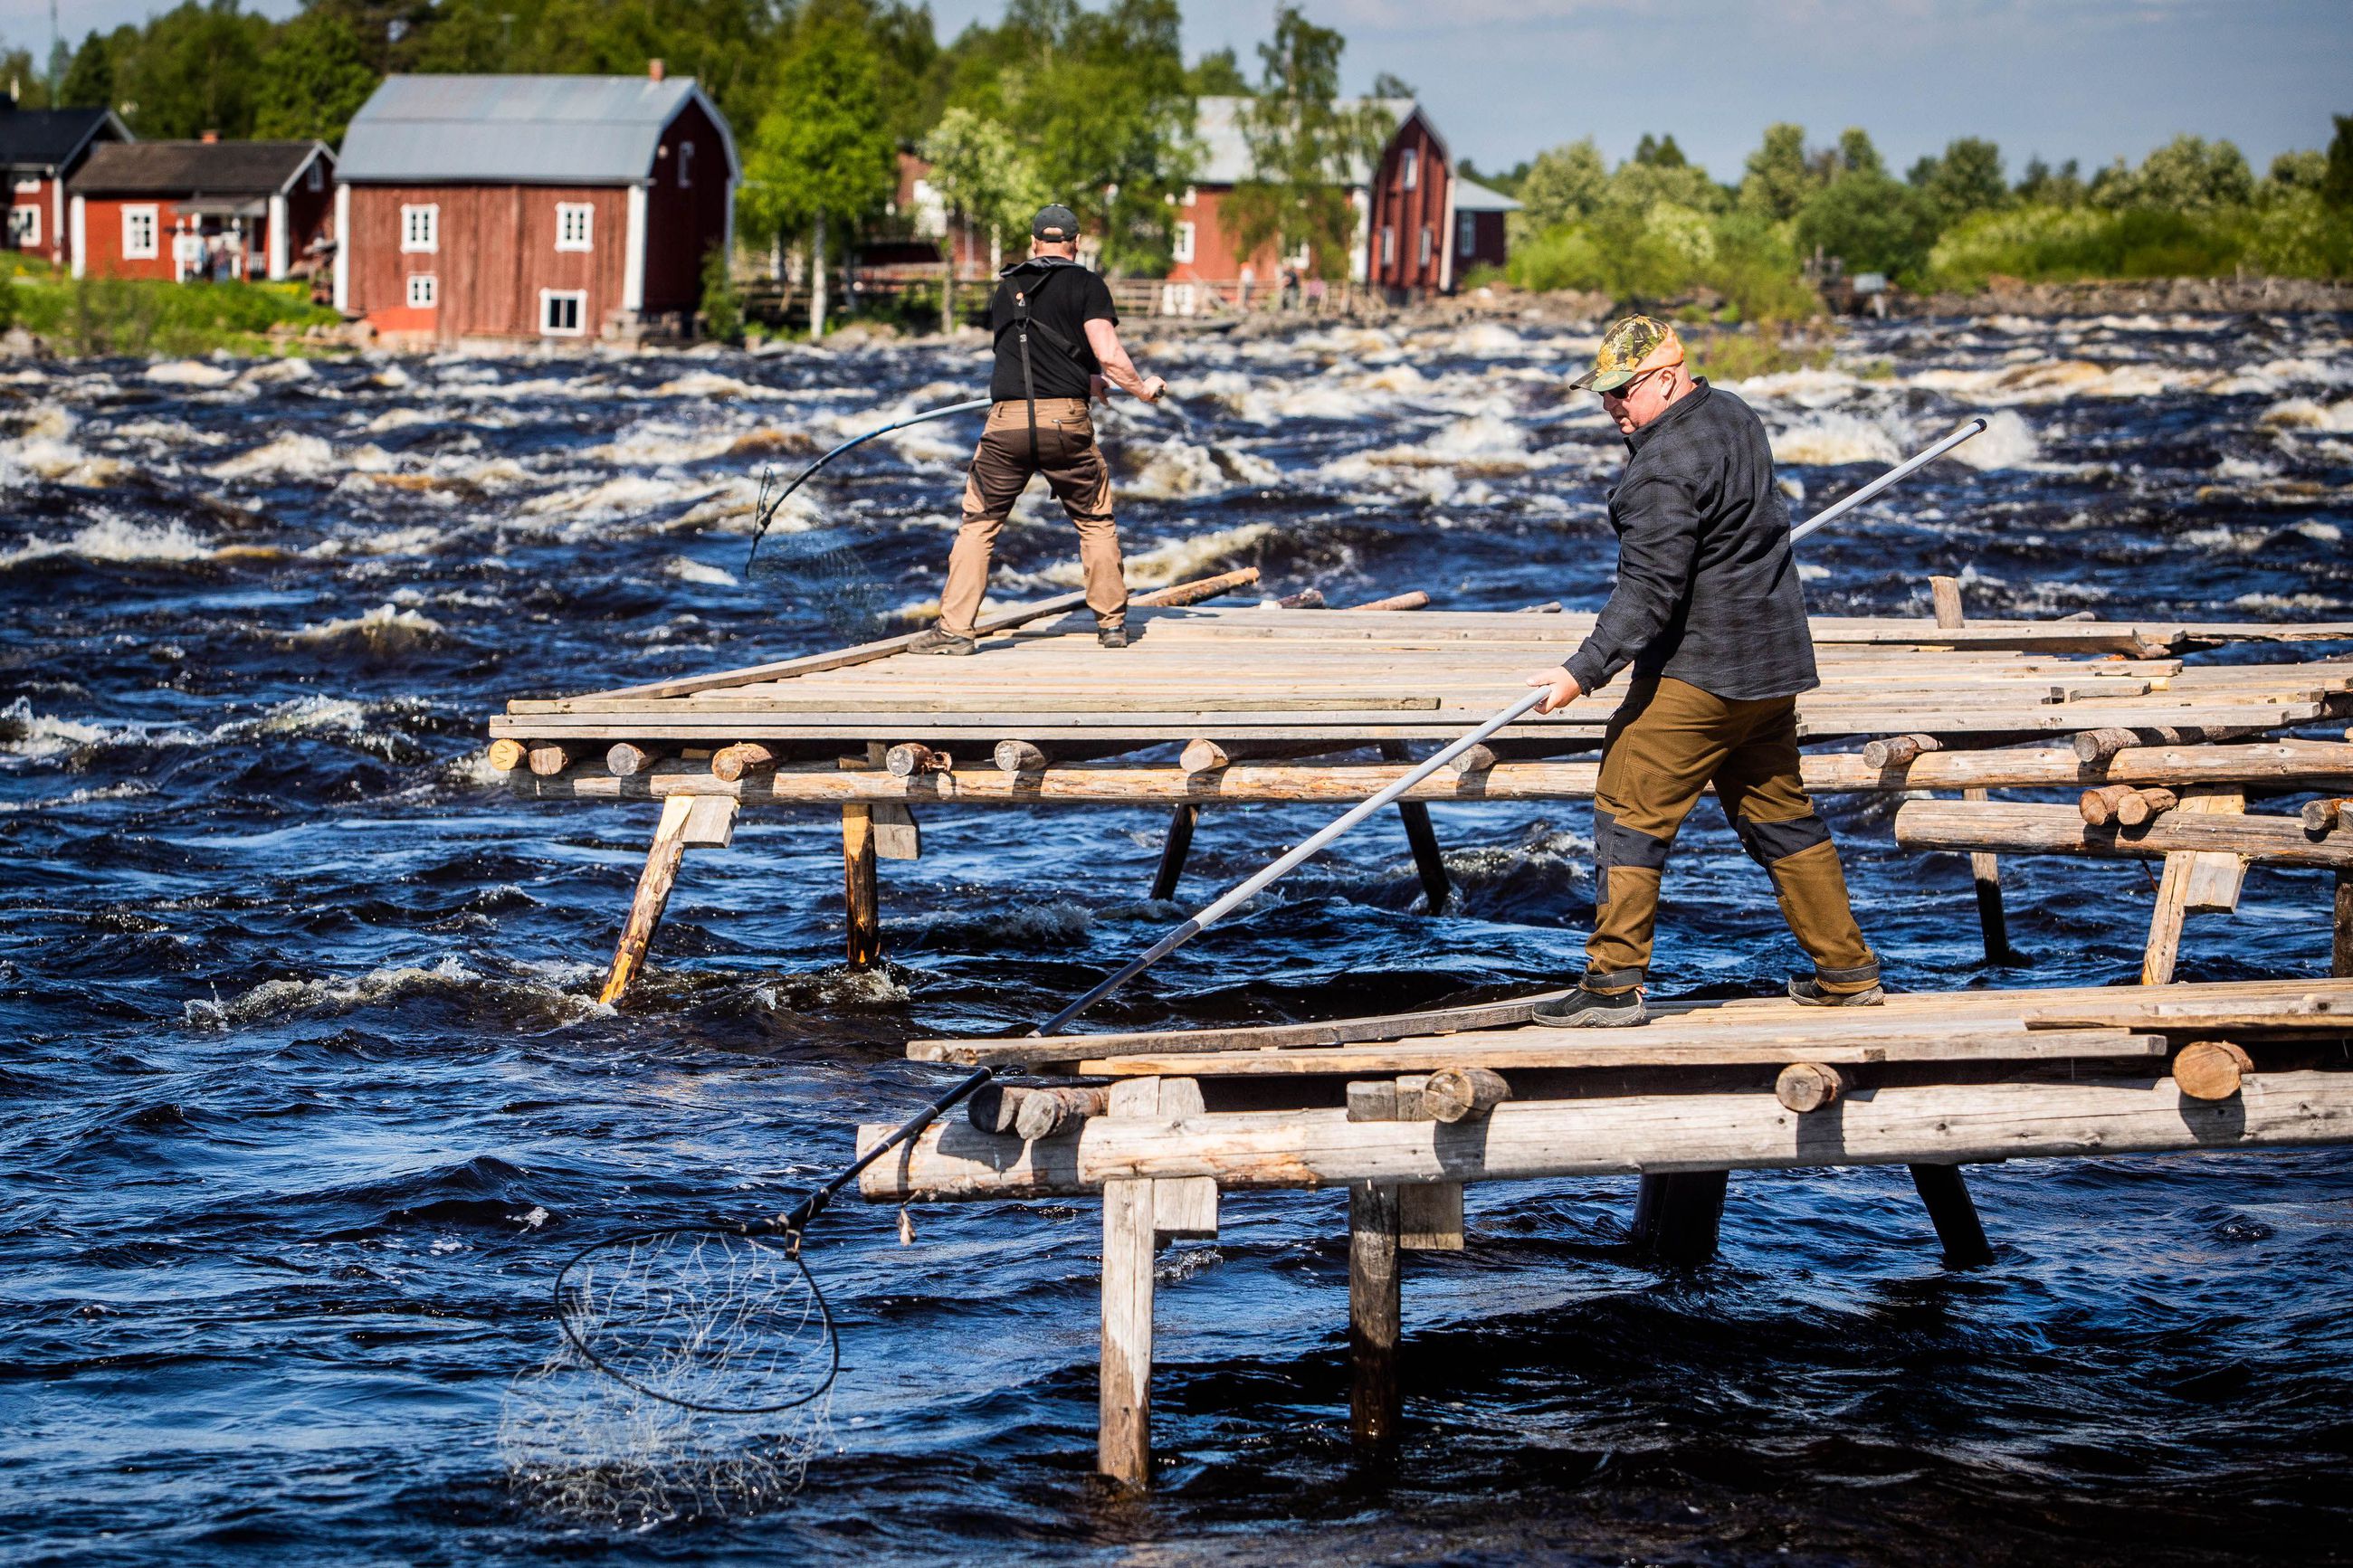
[1097,626,1129,649]
[1788,975,1886,1006]
[1529,985,1648,1028]
[909,628,977,656]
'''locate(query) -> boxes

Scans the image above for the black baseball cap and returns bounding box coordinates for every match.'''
[1032,204,1080,242]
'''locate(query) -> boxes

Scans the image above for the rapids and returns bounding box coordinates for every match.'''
[2,309,2349,1563]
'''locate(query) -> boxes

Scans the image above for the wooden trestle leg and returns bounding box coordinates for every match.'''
[1907,1163,1995,1268]
[2332,870,2351,979]
[1349,1180,1403,1445]
[843,803,880,969]
[1930,576,2017,965]
[1378,742,1452,912]
[599,794,737,1007]
[1099,1177,1157,1486]
[1151,803,1198,900]
[1632,1171,1729,1263]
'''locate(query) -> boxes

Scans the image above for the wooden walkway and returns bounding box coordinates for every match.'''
[861,977,2353,1483]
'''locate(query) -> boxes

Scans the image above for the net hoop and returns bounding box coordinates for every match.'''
[553,1221,841,1417]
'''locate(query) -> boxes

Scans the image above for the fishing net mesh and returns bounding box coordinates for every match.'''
[500,1230,836,1525]
[745,461,890,643]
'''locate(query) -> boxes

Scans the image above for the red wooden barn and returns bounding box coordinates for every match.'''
[0,102,129,271]
[69,138,336,283]
[334,67,738,344]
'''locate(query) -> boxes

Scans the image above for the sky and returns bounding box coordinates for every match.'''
[18,0,2353,180]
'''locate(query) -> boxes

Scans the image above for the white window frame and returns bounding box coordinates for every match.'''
[406,272,438,308]
[1401,148,1418,191]
[1182,185,1197,208]
[13,176,41,195]
[400,203,438,254]
[1418,226,1434,266]
[1380,225,1396,267]
[306,160,323,193]
[123,204,159,260]
[9,204,39,247]
[555,202,594,252]
[539,288,586,337]
[678,141,695,189]
[1457,212,1476,260]
[1171,220,1196,265]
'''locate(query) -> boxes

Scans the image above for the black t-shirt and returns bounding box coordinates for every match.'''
[988,259,1117,403]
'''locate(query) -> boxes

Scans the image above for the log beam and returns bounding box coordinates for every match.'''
[843,803,880,969]
[599,794,696,1007]
[1895,801,2353,870]
[1907,1163,1994,1268]
[856,1069,2353,1202]
[1631,1170,1729,1263]
[1150,803,1198,901]
[1348,1180,1403,1446]
[2338,871,2353,979]
[1380,741,1451,913]
[1099,1176,1155,1486]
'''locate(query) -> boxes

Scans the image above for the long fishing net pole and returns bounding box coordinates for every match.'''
[531,416,1988,1454]
[743,396,991,575]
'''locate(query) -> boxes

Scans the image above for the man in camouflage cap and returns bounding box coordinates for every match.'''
[1523,315,1881,1026]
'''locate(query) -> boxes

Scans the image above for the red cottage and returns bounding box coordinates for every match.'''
[334,68,738,344]
[1364,107,1456,295]
[0,102,129,272]
[69,138,336,283]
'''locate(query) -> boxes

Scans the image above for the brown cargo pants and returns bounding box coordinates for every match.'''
[1585,675,1879,995]
[938,397,1127,637]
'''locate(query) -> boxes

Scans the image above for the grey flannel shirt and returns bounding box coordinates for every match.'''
[1562,380,1820,702]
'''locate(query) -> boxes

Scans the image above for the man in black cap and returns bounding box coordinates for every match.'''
[911,204,1167,654]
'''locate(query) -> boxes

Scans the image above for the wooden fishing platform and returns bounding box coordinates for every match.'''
[486,566,2353,998]
[482,567,2353,1487]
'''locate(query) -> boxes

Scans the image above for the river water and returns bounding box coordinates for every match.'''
[3,311,2350,1564]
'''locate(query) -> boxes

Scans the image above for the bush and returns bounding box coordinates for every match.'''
[1925,203,2257,288]
[1795,172,1940,282]
[699,245,744,343]
[1507,205,1818,323]
[12,275,339,356]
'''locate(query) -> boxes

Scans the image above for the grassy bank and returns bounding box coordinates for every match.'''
[3,267,344,357]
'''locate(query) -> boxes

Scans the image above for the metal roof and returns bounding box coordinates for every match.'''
[338,74,738,185]
[1451,177,1522,214]
[1191,96,1417,187]
[0,107,127,173]
[71,140,329,198]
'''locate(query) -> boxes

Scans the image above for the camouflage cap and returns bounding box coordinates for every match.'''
[1571,315,1685,392]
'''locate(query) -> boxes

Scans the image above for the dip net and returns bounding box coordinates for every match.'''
[743,463,891,644]
[500,1225,838,1525]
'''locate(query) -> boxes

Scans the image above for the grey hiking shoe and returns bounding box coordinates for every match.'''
[1530,985,1648,1028]
[1788,975,1886,1006]
[1097,625,1129,648]
[909,627,977,656]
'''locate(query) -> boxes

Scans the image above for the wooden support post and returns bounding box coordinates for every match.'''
[1379,741,1451,913]
[1150,803,1198,901]
[1098,1175,1156,1486]
[599,794,696,1007]
[1907,1163,1994,1269]
[843,803,880,969]
[1929,575,2015,966]
[1348,1179,1402,1446]
[1631,1170,1729,1264]
[2336,871,2353,979]
[2141,786,2247,984]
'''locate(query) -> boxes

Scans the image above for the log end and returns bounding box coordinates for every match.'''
[1424,1066,1510,1124]
[485,737,527,773]
[1775,1060,1846,1115]
[2172,1040,2253,1102]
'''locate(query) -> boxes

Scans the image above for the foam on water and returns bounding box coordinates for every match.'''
[0,517,217,567]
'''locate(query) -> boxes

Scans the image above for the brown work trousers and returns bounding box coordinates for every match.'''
[1585,675,1879,995]
[938,397,1127,636]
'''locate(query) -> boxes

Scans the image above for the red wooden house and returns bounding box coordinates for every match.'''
[1,102,130,271]
[334,67,738,344]
[69,138,335,283]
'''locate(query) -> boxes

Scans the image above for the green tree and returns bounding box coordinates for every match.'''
[1796,170,1939,280]
[1633,132,1689,168]
[919,106,1053,324]
[2015,156,2085,207]
[1911,137,2007,223]
[2318,114,2352,209]
[2092,134,2254,212]
[1186,46,1250,96]
[1223,5,1391,281]
[2267,149,2328,195]
[253,9,380,142]
[59,30,116,109]
[109,1,272,138]
[1738,122,1817,221]
[741,0,898,337]
[1834,127,1882,180]
[1515,137,1607,233]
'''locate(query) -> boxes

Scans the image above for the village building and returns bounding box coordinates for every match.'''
[1162,98,1514,309]
[69,137,335,284]
[1,101,130,271]
[334,68,738,345]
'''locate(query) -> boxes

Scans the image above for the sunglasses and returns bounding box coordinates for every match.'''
[1601,366,1662,402]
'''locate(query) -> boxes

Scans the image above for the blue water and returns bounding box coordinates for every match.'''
[3,311,2350,1563]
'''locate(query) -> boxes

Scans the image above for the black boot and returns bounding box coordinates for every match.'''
[1530,984,1648,1028]
[909,627,977,656]
[1788,975,1886,1006]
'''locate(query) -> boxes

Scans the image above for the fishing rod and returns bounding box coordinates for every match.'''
[743,396,991,575]
[549,417,1987,1420]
